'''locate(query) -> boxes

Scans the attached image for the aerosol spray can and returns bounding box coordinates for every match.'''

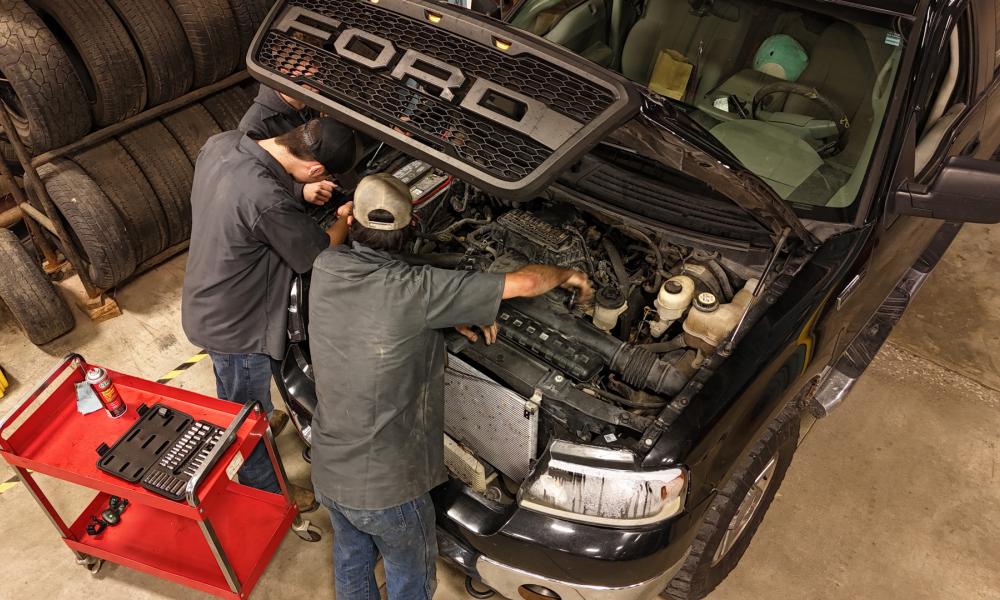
[85,367,127,419]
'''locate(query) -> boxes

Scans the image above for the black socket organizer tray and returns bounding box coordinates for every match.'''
[96,403,232,501]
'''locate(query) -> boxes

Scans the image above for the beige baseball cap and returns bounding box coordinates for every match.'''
[353,174,413,231]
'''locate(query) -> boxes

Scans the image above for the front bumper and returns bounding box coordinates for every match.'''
[280,343,693,596]
[439,529,688,600]
[476,553,687,600]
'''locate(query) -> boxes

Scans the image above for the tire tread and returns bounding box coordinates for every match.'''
[73,140,167,263]
[0,228,74,344]
[118,122,194,245]
[107,0,194,106]
[0,0,92,151]
[29,0,147,126]
[166,0,240,88]
[663,409,800,600]
[161,104,222,166]
[34,159,137,288]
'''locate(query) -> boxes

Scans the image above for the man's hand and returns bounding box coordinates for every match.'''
[455,323,499,345]
[561,270,594,308]
[325,200,353,247]
[503,265,593,303]
[304,180,336,206]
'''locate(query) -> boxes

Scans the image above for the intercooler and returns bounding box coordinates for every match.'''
[444,355,538,483]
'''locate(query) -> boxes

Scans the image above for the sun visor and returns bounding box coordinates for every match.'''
[247,0,640,198]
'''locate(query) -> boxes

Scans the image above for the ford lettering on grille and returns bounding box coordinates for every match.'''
[248,0,639,198]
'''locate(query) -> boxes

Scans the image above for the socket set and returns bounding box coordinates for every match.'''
[96,404,232,501]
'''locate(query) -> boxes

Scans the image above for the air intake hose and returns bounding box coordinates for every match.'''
[507,298,695,396]
[610,346,697,397]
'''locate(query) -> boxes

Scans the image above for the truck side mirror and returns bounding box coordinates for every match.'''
[892,156,1000,223]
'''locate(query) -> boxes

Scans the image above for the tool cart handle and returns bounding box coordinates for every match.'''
[184,400,261,507]
[0,353,85,442]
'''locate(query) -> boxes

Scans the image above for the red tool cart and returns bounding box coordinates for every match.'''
[0,354,321,599]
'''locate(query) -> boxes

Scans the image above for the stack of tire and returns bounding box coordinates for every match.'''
[0,0,270,345]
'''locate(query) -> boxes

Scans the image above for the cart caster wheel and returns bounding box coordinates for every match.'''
[302,446,311,464]
[292,516,322,543]
[88,560,105,577]
[76,555,104,576]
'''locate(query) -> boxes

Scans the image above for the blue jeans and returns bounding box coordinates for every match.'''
[209,352,280,493]
[318,492,437,600]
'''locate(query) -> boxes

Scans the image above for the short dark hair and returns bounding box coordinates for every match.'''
[350,210,413,253]
[274,121,319,163]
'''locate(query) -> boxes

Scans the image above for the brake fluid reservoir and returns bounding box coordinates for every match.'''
[683,279,758,361]
[592,287,628,332]
[649,275,695,338]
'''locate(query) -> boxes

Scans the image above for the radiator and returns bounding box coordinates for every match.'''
[444,355,538,482]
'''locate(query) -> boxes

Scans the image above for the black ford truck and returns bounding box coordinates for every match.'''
[249,0,1000,597]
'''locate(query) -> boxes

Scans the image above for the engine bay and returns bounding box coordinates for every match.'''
[381,159,767,488]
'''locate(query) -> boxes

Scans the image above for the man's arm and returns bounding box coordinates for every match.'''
[324,201,353,246]
[454,265,591,345]
[325,217,349,246]
[251,182,331,273]
[502,264,593,304]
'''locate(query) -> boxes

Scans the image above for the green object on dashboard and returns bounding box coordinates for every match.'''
[753,34,809,82]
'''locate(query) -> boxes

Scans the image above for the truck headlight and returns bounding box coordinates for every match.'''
[518,440,687,527]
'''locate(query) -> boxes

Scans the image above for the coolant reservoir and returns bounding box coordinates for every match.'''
[649,275,695,338]
[683,279,758,361]
[592,287,628,332]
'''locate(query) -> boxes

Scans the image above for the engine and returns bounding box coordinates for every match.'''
[393,163,765,493]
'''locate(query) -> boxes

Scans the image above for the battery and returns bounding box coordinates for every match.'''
[85,367,127,419]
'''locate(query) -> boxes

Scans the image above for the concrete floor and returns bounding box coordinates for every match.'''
[0,224,998,599]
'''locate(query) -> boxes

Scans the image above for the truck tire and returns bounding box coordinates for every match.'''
[118,122,194,245]
[228,0,258,54]
[251,0,273,19]
[1,136,20,173]
[106,0,193,107]
[203,85,255,132]
[32,159,137,289]
[161,104,222,166]
[166,0,240,88]
[28,0,147,127]
[0,228,75,345]
[0,0,92,152]
[1,138,14,161]
[663,409,800,600]
[74,140,167,263]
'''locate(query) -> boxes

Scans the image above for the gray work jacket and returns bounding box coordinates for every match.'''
[182,132,328,360]
[239,86,318,140]
[308,244,505,510]
[238,86,318,200]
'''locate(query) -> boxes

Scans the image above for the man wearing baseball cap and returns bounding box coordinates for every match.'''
[307,174,592,598]
[182,117,359,513]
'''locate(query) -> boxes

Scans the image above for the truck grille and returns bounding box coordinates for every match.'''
[249,0,639,197]
[257,32,551,182]
[275,0,613,121]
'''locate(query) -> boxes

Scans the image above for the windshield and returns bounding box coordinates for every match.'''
[509,0,906,211]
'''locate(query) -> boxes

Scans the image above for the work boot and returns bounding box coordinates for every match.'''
[290,483,319,513]
[269,409,289,436]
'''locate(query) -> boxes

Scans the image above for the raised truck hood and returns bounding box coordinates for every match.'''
[247,0,813,246]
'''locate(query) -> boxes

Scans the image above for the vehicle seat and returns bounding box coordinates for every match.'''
[706,20,886,166]
[620,0,750,99]
[782,23,876,136]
